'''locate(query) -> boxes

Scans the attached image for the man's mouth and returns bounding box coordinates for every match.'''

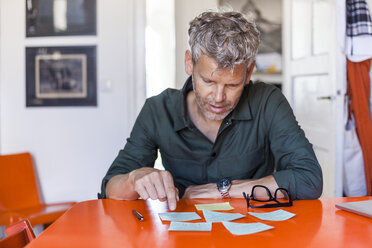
[208,104,226,114]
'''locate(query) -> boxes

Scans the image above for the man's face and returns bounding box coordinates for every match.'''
[185,52,253,121]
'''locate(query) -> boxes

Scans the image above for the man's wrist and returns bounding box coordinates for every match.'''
[229,179,253,198]
[217,178,232,199]
[183,183,220,199]
[106,173,138,200]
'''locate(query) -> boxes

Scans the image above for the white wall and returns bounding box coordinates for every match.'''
[0,0,146,203]
[174,0,218,89]
[146,0,175,97]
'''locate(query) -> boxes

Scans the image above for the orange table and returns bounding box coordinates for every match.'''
[26,197,372,248]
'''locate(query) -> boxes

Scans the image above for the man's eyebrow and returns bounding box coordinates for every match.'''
[201,75,244,85]
[228,82,243,86]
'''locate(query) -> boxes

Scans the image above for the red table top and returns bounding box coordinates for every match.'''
[26,197,372,248]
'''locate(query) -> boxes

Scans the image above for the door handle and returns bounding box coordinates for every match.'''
[317,95,335,100]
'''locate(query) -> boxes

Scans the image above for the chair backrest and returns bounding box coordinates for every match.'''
[0,219,35,248]
[0,153,41,211]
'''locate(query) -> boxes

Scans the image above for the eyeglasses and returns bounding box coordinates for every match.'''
[243,185,293,208]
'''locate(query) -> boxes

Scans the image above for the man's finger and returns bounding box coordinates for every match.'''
[135,184,149,200]
[161,171,177,210]
[143,180,158,200]
[151,172,167,200]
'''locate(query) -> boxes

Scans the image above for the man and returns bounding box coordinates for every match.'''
[99,11,323,210]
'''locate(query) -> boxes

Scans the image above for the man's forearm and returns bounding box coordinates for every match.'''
[230,175,283,198]
[183,175,284,199]
[106,174,139,200]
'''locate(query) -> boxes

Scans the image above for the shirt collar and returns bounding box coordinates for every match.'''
[172,76,252,131]
[230,82,253,121]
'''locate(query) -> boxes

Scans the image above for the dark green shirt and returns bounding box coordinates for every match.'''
[99,77,322,200]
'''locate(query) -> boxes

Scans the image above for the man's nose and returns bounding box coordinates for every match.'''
[214,86,226,103]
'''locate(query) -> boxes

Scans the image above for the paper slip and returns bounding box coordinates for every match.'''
[248,209,296,221]
[203,210,245,223]
[168,222,212,232]
[222,221,274,235]
[158,212,201,222]
[195,202,234,211]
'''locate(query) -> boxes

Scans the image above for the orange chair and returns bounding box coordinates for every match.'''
[0,152,75,227]
[0,219,35,248]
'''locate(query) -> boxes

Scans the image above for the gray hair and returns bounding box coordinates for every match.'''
[188,10,260,69]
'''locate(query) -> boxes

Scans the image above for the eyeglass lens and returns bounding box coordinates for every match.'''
[244,185,292,208]
[251,185,274,201]
[275,188,290,200]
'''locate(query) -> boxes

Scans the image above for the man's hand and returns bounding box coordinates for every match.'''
[129,167,179,210]
[183,183,220,199]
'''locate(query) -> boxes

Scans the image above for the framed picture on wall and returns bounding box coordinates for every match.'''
[26,0,96,37]
[219,0,282,74]
[26,46,97,107]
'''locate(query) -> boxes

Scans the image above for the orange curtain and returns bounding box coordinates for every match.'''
[347,59,372,195]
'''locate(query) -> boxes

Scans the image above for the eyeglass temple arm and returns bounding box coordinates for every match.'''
[242,192,249,205]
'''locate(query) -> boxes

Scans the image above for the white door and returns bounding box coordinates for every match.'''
[283,0,345,197]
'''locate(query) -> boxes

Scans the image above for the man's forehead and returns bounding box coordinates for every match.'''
[196,54,219,69]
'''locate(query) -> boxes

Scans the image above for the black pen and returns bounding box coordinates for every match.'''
[132,209,144,221]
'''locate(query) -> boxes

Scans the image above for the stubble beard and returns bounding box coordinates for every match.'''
[192,79,236,121]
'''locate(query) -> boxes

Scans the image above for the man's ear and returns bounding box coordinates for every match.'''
[244,61,256,85]
[185,50,193,76]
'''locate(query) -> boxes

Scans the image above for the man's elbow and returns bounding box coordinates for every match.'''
[297,178,323,200]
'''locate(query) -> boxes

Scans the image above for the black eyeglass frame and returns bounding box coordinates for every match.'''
[243,185,293,208]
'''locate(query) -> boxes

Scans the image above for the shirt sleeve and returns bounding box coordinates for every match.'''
[99,99,158,199]
[264,87,323,200]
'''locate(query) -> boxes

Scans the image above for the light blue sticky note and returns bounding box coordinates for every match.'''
[0,226,6,240]
[168,222,212,231]
[158,212,201,221]
[222,221,274,235]
[203,210,245,223]
[248,209,295,221]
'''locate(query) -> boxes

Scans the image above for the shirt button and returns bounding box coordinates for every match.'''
[211,152,217,157]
